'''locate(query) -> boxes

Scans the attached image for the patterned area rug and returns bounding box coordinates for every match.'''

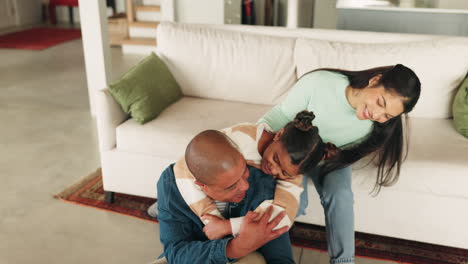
[55,169,468,264]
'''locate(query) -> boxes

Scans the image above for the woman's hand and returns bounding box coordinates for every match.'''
[201,214,232,240]
[324,142,340,160]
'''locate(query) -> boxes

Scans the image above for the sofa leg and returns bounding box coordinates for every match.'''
[68,6,74,25]
[105,191,115,204]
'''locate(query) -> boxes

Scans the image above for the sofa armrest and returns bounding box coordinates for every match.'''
[95,89,128,151]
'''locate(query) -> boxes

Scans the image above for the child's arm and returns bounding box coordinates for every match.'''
[228,175,303,237]
[272,175,303,224]
[201,214,233,240]
[173,158,224,221]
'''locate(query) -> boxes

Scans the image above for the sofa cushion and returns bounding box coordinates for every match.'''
[109,52,182,124]
[453,75,468,138]
[115,97,272,160]
[201,23,438,43]
[156,22,297,106]
[352,118,468,199]
[294,38,468,118]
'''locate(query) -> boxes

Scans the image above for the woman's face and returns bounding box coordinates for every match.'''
[349,76,407,123]
[261,139,301,180]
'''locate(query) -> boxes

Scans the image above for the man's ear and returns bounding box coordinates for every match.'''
[194,180,207,191]
[194,180,204,187]
[273,128,285,141]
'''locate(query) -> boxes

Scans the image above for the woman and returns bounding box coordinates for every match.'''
[258,64,421,264]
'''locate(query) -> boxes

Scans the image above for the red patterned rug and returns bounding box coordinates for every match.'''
[55,169,468,264]
[0,27,81,50]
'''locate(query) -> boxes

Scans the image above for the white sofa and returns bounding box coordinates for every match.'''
[95,22,468,249]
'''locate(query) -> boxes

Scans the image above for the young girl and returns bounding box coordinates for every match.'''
[172,111,339,239]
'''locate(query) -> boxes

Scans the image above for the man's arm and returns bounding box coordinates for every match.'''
[158,206,235,264]
[157,167,236,264]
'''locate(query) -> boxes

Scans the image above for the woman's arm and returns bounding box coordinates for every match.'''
[258,74,316,132]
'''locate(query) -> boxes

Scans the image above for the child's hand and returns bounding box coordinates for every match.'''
[276,174,296,180]
[201,214,232,240]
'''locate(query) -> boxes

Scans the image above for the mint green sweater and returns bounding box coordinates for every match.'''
[258,71,373,148]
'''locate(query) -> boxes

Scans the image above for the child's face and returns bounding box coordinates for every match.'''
[261,140,300,180]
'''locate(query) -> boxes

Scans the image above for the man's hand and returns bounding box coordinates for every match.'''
[226,206,288,259]
[201,214,232,240]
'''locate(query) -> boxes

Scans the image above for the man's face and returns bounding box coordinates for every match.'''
[201,157,250,203]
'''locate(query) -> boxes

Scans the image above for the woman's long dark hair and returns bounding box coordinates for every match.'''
[314,64,421,193]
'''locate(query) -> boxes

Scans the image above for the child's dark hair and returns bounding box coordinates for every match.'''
[279,111,339,175]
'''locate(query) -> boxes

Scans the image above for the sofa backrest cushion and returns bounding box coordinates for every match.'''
[197,23,438,44]
[156,22,296,106]
[294,37,468,118]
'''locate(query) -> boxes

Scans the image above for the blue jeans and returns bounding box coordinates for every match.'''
[298,166,355,264]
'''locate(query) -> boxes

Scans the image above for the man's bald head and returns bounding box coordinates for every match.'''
[185,130,243,185]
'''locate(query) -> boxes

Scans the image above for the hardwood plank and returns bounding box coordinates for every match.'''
[135,5,161,12]
[121,37,157,46]
[129,21,159,28]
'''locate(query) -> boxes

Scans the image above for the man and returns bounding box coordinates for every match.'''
[156,130,295,264]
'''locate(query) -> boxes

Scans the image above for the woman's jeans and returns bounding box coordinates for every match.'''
[298,166,355,264]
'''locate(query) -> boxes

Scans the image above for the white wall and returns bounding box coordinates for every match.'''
[437,0,468,9]
[0,0,16,29]
[337,8,468,36]
[115,0,126,13]
[0,0,43,27]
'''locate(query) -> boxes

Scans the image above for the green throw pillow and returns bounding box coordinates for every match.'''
[453,74,468,138]
[109,52,182,124]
